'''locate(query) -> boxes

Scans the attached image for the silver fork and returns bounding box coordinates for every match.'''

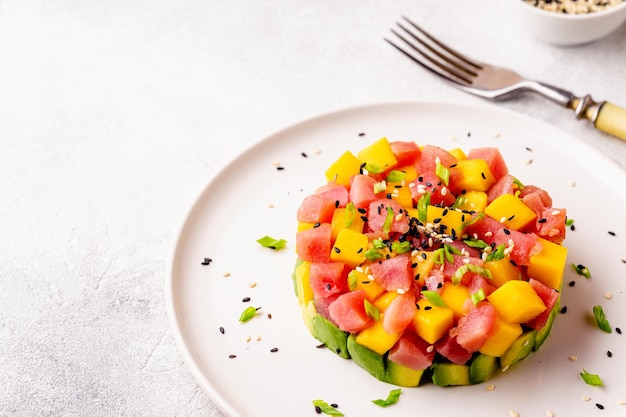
[385,17,626,141]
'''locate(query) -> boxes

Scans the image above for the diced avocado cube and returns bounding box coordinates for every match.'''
[534,299,560,351]
[500,330,537,369]
[347,334,386,381]
[384,359,424,387]
[485,193,537,231]
[313,314,350,359]
[431,363,470,386]
[469,354,498,384]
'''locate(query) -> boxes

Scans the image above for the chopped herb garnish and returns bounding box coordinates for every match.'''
[256,235,287,250]
[471,288,486,306]
[450,195,467,209]
[580,369,604,386]
[435,161,450,186]
[592,305,612,333]
[452,264,492,285]
[486,244,506,262]
[344,202,356,228]
[373,180,387,194]
[417,192,431,222]
[239,306,260,323]
[513,177,525,190]
[391,240,412,254]
[364,248,383,261]
[312,400,344,416]
[571,263,591,278]
[459,212,484,230]
[386,170,407,183]
[364,299,380,321]
[565,218,575,227]
[421,290,447,307]
[463,238,489,249]
[382,206,394,234]
[372,238,386,250]
[364,162,383,174]
[348,270,358,291]
[372,388,402,408]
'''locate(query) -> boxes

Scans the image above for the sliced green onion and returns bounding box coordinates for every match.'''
[364,299,380,321]
[386,170,406,183]
[348,270,358,291]
[374,180,387,194]
[450,195,467,209]
[256,235,287,250]
[580,369,603,386]
[421,290,447,307]
[392,240,411,254]
[592,305,612,333]
[452,264,492,285]
[486,244,506,262]
[382,206,394,234]
[565,218,575,227]
[417,192,430,222]
[364,248,383,261]
[372,238,386,249]
[433,248,446,265]
[435,161,450,186]
[344,202,356,228]
[513,177,525,190]
[312,399,344,416]
[364,162,383,174]
[445,244,462,256]
[471,288,486,306]
[239,306,260,323]
[459,212,484,230]
[571,263,591,279]
[372,388,402,408]
[463,238,489,249]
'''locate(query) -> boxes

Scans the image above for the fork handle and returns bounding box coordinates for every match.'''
[594,102,626,141]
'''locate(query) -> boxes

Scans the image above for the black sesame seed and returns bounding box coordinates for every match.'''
[276,166,285,171]
[570,224,576,231]
[326,283,331,290]
[357,247,363,254]
[538,218,547,223]
[437,282,443,289]
[421,253,427,259]
[507,215,515,221]
[510,260,518,267]
[616,327,622,334]
[301,152,308,158]
[503,229,511,235]
[270,347,278,353]
[201,257,212,265]
[228,354,237,359]
[313,222,321,228]
[424,306,432,311]
[334,247,341,253]
[360,216,368,222]
[596,403,604,410]
[481,172,486,180]
[411,262,418,268]
[607,350,613,358]
[608,231,616,236]
[358,132,365,137]
[560,306,567,314]
[425,182,432,187]
[335,348,342,354]
[315,405,322,414]
[242,296,251,302]
[357,208,367,214]
[219,326,225,334]
[568,281,576,287]
[526,146,533,152]
[335,200,340,208]
[316,343,325,349]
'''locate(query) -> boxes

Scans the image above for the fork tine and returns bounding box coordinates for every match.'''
[385,29,473,86]
[401,16,482,71]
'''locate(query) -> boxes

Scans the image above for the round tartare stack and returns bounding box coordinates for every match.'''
[293,137,568,387]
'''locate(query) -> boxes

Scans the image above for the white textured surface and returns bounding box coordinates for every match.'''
[0,1,624,416]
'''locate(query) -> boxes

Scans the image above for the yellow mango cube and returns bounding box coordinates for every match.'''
[450,159,496,192]
[297,222,315,232]
[485,193,537,231]
[487,280,546,324]
[330,207,365,240]
[373,291,399,312]
[448,147,467,161]
[413,298,454,344]
[295,261,314,306]
[385,181,413,209]
[330,228,368,268]
[392,164,418,182]
[440,282,471,319]
[357,137,398,173]
[484,257,521,288]
[426,205,467,238]
[349,269,386,301]
[456,191,488,213]
[479,315,523,357]
[355,318,401,355]
[411,250,435,288]
[527,237,568,290]
[325,150,362,187]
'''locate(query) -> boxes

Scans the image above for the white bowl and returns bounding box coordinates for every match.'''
[502,0,626,46]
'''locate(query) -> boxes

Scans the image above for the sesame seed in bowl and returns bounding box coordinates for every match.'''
[501,0,626,46]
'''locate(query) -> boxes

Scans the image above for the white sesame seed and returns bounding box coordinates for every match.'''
[245,335,251,342]
[313,149,322,155]
[525,158,533,165]
[486,384,495,391]
[411,250,418,257]
[492,132,501,138]
[605,292,613,300]
[500,216,507,223]
[582,396,591,402]
[450,136,458,141]
[568,355,578,361]
[397,288,406,295]
[510,410,519,417]
[619,400,626,405]
[547,411,555,417]
[267,203,274,208]
[548,229,560,237]
[223,272,231,277]
[569,180,576,188]
[435,156,441,164]
[395,213,404,221]
[408,182,415,188]
[441,187,448,196]
[272,162,280,167]
[249,282,257,288]
[427,345,434,353]
[502,365,510,373]
[362,169,369,176]
[552,210,561,215]
[256,334,262,341]
[485,231,493,237]
[463,258,470,264]
[367,274,375,281]
[355,266,364,273]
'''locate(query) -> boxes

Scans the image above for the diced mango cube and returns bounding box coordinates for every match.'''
[487,280,546,324]
[373,291,399,312]
[479,315,523,357]
[456,191,488,213]
[448,147,467,161]
[385,181,413,209]
[485,193,537,231]
[411,250,435,288]
[349,269,386,301]
[330,228,368,268]
[484,257,521,288]
[392,164,418,182]
[413,298,454,344]
[355,318,401,355]
[325,150,362,187]
[297,222,315,232]
[426,205,467,239]
[330,207,365,240]
[527,237,568,291]
[295,261,314,306]
[440,282,471,319]
[357,137,398,173]
[450,159,496,192]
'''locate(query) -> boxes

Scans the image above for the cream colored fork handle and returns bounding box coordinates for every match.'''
[595,102,626,141]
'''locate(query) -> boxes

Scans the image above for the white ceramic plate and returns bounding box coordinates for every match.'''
[167,102,626,417]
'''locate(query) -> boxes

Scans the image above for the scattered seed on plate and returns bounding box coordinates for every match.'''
[526,146,533,152]
[242,296,251,302]
[223,272,231,277]
[276,166,285,171]
[617,327,622,334]
[270,347,279,353]
[201,257,212,265]
[249,282,257,288]
[301,152,308,158]
[256,334,261,341]
[607,350,613,358]
[245,335,251,342]
[582,396,591,402]
[486,384,495,391]
[605,292,613,300]
[228,354,237,359]
[568,355,578,361]
[358,132,366,137]
[569,180,576,188]
[267,203,274,208]
[492,132,500,138]
[219,326,225,334]
[267,313,272,319]
[547,411,555,417]
[608,231,616,236]
[596,403,605,410]
[525,158,533,165]
[510,410,519,417]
